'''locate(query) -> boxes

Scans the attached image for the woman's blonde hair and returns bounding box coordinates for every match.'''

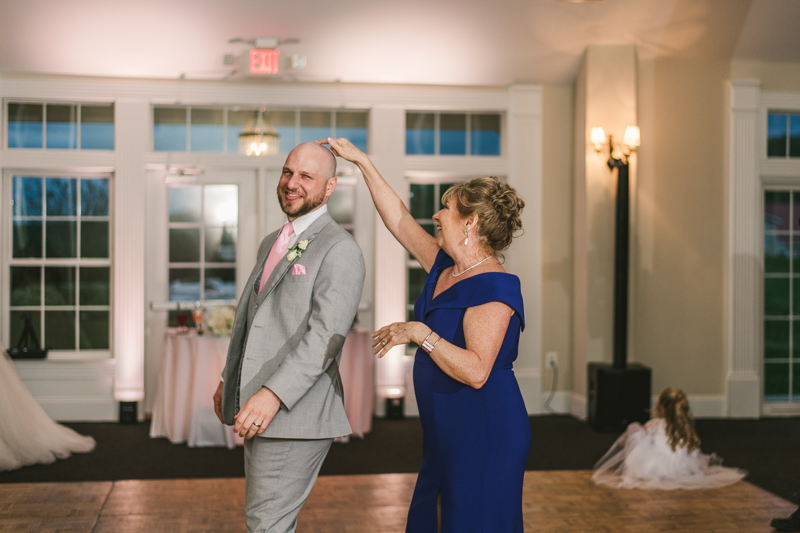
[440,176,524,256]
[657,387,701,452]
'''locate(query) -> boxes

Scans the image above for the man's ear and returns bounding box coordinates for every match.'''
[325,176,338,199]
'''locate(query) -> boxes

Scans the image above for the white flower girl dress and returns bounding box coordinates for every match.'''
[592,418,746,490]
[0,351,95,472]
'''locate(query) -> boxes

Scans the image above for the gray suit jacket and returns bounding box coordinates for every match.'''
[221,211,365,439]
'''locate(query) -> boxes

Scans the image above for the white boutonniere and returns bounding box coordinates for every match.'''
[287,239,311,262]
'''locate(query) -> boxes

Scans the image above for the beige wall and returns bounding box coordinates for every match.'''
[541,84,574,391]
[634,58,730,395]
[731,60,800,92]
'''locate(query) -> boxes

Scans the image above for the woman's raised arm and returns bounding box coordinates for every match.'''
[322,137,440,273]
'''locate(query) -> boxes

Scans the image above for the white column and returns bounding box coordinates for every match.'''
[369,106,408,416]
[113,99,148,406]
[507,84,544,413]
[726,79,762,418]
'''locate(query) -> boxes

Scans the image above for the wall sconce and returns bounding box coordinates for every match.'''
[591,125,640,165]
[238,108,280,156]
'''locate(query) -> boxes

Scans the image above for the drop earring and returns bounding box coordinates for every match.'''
[463,228,469,246]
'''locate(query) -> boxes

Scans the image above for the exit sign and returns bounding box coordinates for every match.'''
[248,49,281,75]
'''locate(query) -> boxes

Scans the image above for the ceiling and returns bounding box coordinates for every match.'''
[0,0,798,86]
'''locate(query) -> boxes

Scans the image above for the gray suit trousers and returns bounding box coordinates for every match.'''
[244,437,333,533]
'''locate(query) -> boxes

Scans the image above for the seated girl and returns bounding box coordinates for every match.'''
[592,386,746,490]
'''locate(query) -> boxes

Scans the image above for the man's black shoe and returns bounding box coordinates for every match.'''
[771,516,800,532]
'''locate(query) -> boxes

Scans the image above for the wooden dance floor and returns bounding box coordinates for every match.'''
[0,471,795,532]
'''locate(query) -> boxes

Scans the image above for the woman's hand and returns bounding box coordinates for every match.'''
[372,321,429,358]
[317,137,367,165]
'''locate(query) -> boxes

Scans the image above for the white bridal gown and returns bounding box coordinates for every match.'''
[0,351,95,472]
[592,418,746,490]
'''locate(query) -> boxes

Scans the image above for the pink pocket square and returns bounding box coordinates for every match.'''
[291,264,306,276]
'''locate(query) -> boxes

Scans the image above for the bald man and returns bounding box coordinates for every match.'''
[214,143,365,532]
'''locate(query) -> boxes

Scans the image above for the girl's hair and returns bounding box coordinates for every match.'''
[657,387,701,452]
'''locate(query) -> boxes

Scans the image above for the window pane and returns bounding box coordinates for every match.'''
[335,112,368,152]
[10,267,41,306]
[765,277,790,316]
[44,267,76,305]
[205,268,236,300]
[204,185,238,226]
[793,321,800,362]
[169,228,201,262]
[80,267,110,305]
[205,227,237,263]
[46,178,77,216]
[470,114,501,156]
[154,107,187,151]
[169,186,202,222]
[81,221,109,258]
[9,311,41,349]
[190,108,224,152]
[406,113,434,155]
[45,310,75,350]
[46,221,77,258]
[794,278,800,316]
[13,220,43,258]
[441,183,458,206]
[768,113,788,157]
[46,105,77,149]
[764,362,789,401]
[794,363,800,396]
[409,183,435,219]
[271,110,297,154]
[79,311,109,350]
[408,268,428,306]
[80,104,114,150]
[765,191,791,231]
[299,111,332,145]
[440,114,466,155]
[765,234,791,273]
[791,115,800,158]
[81,179,110,216]
[765,319,790,359]
[227,109,257,154]
[12,176,43,216]
[328,186,355,225]
[169,268,201,301]
[7,103,43,148]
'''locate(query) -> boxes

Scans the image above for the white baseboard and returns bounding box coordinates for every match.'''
[571,393,587,420]
[36,396,117,422]
[682,394,726,419]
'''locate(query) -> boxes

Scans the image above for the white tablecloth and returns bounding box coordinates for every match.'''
[149,331,243,448]
[149,329,374,447]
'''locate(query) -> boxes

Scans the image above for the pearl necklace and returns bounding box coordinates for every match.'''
[452,254,493,278]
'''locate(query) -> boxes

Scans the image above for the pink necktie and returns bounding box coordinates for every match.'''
[258,222,294,294]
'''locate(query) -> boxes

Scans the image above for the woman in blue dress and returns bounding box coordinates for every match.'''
[324,137,531,532]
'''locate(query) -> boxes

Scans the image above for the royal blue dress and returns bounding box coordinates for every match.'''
[406,250,531,533]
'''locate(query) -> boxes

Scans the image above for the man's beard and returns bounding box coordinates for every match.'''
[277,185,327,218]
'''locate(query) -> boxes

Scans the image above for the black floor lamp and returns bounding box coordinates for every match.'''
[586,125,652,432]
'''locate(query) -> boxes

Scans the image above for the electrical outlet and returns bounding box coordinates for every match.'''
[545,351,558,368]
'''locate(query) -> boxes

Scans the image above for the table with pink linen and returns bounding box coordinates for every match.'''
[149,328,373,447]
[150,330,243,448]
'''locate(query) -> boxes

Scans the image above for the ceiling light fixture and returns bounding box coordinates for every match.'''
[238,108,280,156]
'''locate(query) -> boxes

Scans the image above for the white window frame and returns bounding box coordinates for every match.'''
[1,169,114,360]
[405,111,504,157]
[3,99,115,151]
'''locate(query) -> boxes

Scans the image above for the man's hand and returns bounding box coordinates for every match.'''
[213,381,224,424]
[233,387,282,439]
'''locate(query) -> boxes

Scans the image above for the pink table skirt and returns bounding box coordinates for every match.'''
[149,331,244,448]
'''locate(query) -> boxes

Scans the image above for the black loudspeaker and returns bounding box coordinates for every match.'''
[119,401,138,424]
[385,397,404,419]
[587,363,651,432]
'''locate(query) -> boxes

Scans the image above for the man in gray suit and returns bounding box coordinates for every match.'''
[213,142,365,532]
